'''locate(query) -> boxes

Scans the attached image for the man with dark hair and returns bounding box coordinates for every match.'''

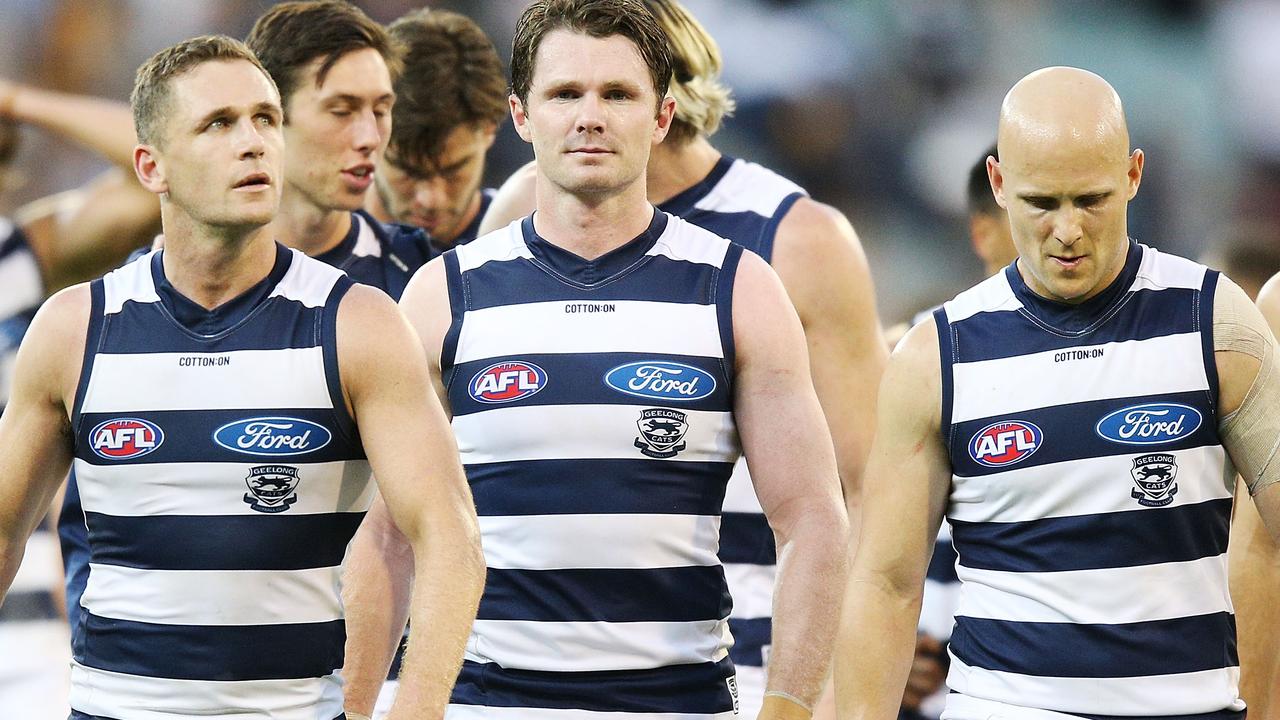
[343,1,849,719]
[0,34,483,719]
[367,9,508,254]
[965,145,1016,277]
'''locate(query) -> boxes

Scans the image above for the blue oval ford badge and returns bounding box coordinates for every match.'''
[213,416,332,456]
[604,361,716,401]
[1095,403,1202,445]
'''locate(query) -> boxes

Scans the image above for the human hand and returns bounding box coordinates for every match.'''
[900,633,947,710]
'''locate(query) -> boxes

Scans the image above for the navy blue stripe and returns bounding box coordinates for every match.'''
[0,223,29,259]
[950,498,1232,573]
[59,470,90,635]
[756,192,804,263]
[716,243,742,394]
[462,253,720,311]
[727,616,771,667]
[73,612,344,681]
[467,459,732,516]
[75,408,365,465]
[718,511,776,565]
[84,511,365,570]
[935,306,954,453]
[101,297,324,354]
[440,249,465,375]
[479,566,731,622]
[1076,709,1244,720]
[926,536,959,583]
[678,211,778,262]
[949,390,1218,477]
[71,280,106,431]
[321,276,360,448]
[950,286,1199,364]
[450,352,732,417]
[950,612,1237,678]
[1200,270,1220,408]
[450,658,737,714]
[657,155,734,220]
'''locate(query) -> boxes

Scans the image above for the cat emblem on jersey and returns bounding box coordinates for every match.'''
[635,408,689,458]
[1129,454,1179,507]
[243,465,301,513]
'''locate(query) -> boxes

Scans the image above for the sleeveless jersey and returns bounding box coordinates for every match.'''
[936,242,1242,719]
[67,245,372,719]
[0,218,43,410]
[442,211,743,718]
[659,156,805,681]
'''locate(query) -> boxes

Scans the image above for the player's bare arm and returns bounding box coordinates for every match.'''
[0,285,89,598]
[730,250,849,718]
[476,160,537,236]
[834,319,952,719]
[337,283,484,720]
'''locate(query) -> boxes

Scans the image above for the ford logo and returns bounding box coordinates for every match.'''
[1095,403,1202,445]
[213,416,332,456]
[604,361,716,401]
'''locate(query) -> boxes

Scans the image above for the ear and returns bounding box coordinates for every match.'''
[652,95,676,145]
[133,143,168,197]
[510,94,532,144]
[987,155,1007,209]
[1126,148,1144,200]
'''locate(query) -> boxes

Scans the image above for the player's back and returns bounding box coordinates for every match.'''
[68,247,372,719]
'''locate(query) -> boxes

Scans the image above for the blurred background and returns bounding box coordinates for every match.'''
[2,0,1280,323]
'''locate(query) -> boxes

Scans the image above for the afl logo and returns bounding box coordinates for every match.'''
[604,361,716,401]
[1095,403,1201,445]
[213,417,332,457]
[968,420,1042,468]
[469,361,547,404]
[90,418,164,460]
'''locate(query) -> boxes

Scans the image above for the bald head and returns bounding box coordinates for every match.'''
[998,67,1129,171]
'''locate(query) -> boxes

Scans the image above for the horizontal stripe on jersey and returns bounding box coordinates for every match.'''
[478,566,732,622]
[468,459,732,516]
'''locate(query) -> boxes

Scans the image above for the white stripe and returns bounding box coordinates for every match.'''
[0,244,42,318]
[81,347,331,412]
[955,554,1231,625]
[81,564,343,626]
[448,706,736,720]
[455,301,724,364]
[722,562,776,619]
[721,457,763,514]
[480,514,720,570]
[646,215,730,268]
[950,332,1208,423]
[268,249,344,308]
[693,159,805,216]
[75,459,374,517]
[456,222,534,273]
[454,404,738,465]
[943,659,1243,718]
[103,252,160,315]
[948,445,1231,523]
[351,213,383,258]
[71,661,344,720]
[467,618,731,671]
[1130,245,1205,292]
[942,272,1019,324]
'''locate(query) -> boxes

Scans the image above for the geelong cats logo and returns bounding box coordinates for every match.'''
[243,465,301,513]
[1130,454,1179,507]
[634,408,689,458]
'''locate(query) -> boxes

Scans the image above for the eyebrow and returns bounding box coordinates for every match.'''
[323,92,395,106]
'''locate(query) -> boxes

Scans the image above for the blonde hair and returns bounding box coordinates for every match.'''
[646,0,735,144]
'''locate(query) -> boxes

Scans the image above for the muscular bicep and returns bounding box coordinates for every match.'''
[477,161,537,237]
[399,259,454,412]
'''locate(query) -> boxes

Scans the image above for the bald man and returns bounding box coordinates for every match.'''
[835,66,1280,719]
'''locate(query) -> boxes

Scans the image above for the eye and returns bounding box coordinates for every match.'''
[206,117,230,131]
[255,113,276,127]
[554,89,579,101]
[1025,197,1057,211]
[605,89,630,101]
[331,109,352,118]
[1075,194,1106,208]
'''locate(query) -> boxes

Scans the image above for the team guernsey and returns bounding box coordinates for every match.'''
[442,210,743,718]
[68,245,372,719]
[0,218,43,409]
[659,155,806,706]
[935,242,1242,719]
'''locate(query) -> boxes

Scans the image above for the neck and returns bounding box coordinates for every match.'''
[158,208,278,310]
[533,173,654,260]
[274,184,352,256]
[646,137,721,205]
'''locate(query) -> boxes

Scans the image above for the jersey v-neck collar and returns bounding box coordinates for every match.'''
[151,242,292,337]
[521,208,669,287]
[1006,240,1142,334]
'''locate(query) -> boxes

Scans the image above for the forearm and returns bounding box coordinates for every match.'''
[5,84,137,170]
[387,524,485,720]
[833,576,921,720]
[1229,491,1280,718]
[342,506,415,716]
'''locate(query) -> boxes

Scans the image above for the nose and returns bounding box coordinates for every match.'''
[414,176,448,210]
[1051,207,1084,247]
[352,108,384,155]
[236,117,266,160]
[575,92,606,135]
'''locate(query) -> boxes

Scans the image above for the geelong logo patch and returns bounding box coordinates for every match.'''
[469,361,547,404]
[1095,403,1202,445]
[214,417,332,456]
[604,361,716,401]
[968,420,1042,468]
[90,418,164,460]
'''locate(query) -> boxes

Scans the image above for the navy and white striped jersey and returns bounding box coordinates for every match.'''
[442,211,743,718]
[936,242,1243,719]
[0,218,43,410]
[68,245,372,719]
[659,156,805,689]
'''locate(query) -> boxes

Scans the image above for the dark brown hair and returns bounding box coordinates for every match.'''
[246,0,401,112]
[131,35,273,147]
[387,9,508,168]
[510,0,673,108]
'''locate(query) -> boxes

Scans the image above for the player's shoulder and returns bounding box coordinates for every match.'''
[1132,242,1210,291]
[652,211,737,268]
[940,267,1020,326]
[355,209,431,261]
[696,156,807,218]
[452,217,534,274]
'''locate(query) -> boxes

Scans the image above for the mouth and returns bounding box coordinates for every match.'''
[341,164,375,190]
[569,147,611,155]
[232,173,271,191]
[1050,255,1086,270]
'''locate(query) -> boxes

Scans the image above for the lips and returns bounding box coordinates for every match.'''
[341,164,375,192]
[1051,255,1085,270]
[233,173,270,189]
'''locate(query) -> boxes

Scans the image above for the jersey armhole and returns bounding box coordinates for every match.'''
[1199,269,1221,410]
[758,191,805,264]
[439,250,466,390]
[70,280,106,433]
[715,243,745,399]
[321,275,361,448]
[933,306,955,454]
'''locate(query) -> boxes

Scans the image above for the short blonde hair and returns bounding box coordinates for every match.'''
[646,0,735,144]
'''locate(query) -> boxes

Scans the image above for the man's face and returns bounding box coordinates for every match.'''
[283,47,394,212]
[990,141,1143,303]
[375,123,495,243]
[511,29,673,198]
[151,60,284,230]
